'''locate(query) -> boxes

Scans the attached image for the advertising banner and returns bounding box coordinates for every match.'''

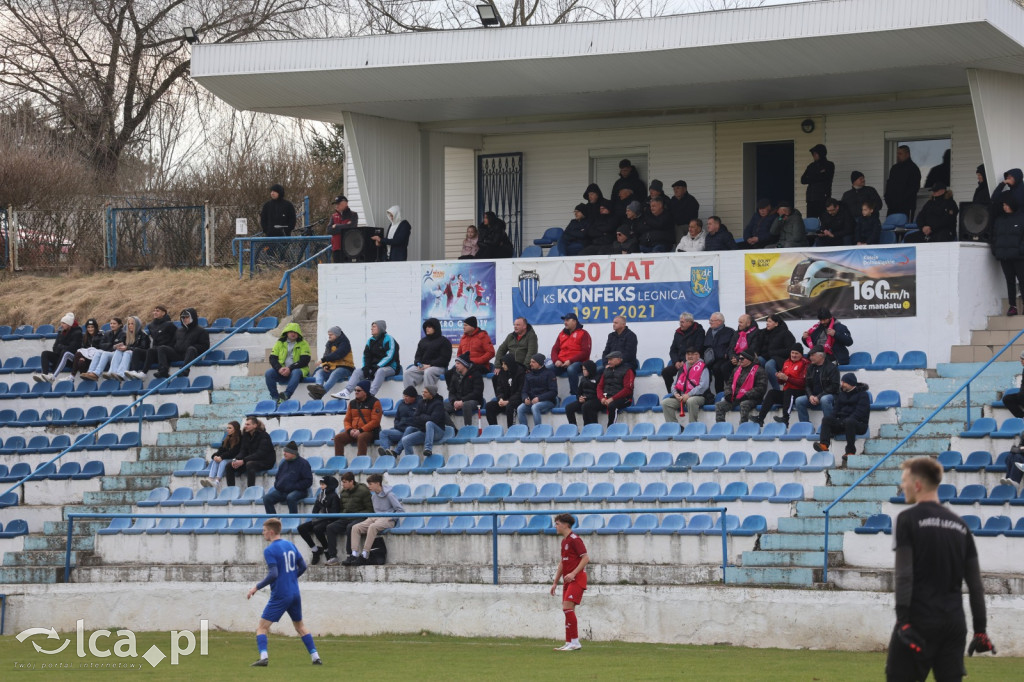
[421,262,497,348]
[744,247,917,319]
[511,255,720,326]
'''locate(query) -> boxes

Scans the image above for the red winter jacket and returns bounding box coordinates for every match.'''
[458,329,495,367]
[551,326,591,364]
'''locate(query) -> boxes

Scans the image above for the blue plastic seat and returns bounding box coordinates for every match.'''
[251,399,277,417]
[703,514,741,536]
[122,518,157,535]
[307,428,336,448]
[596,514,633,535]
[315,455,347,475]
[639,451,673,472]
[840,352,873,371]
[675,422,707,441]
[747,451,780,472]
[496,424,529,443]
[146,517,182,535]
[896,351,927,370]
[622,422,655,442]
[936,451,962,471]
[0,437,26,456]
[854,514,893,534]
[85,433,119,452]
[595,422,629,442]
[871,390,901,410]
[412,454,444,475]
[506,483,539,503]
[780,422,814,441]
[608,482,641,503]
[678,514,714,536]
[73,461,104,479]
[624,394,659,414]
[980,484,1017,506]
[466,517,500,535]
[700,422,734,441]
[520,245,544,258]
[958,451,992,472]
[719,451,753,472]
[137,486,171,507]
[726,422,760,441]
[995,387,1020,408]
[1005,517,1024,537]
[574,515,604,535]
[589,452,620,473]
[522,424,554,443]
[714,481,749,502]
[520,515,553,535]
[49,461,82,480]
[769,483,805,503]
[472,425,503,444]
[207,486,241,506]
[385,454,416,475]
[533,226,563,247]
[427,483,461,504]
[530,482,564,503]
[98,518,132,535]
[345,455,372,475]
[667,452,699,472]
[445,425,478,445]
[438,453,470,474]
[992,418,1024,438]
[580,482,614,503]
[870,351,899,370]
[554,482,589,503]
[479,482,512,503]
[364,454,395,474]
[173,457,206,477]
[567,423,602,443]
[402,484,436,504]
[460,453,494,474]
[987,451,1010,473]
[390,484,411,499]
[635,358,665,378]
[562,452,596,473]
[536,452,569,473]
[413,516,450,535]
[183,487,217,507]
[547,423,579,443]
[218,518,253,534]
[692,451,726,472]
[452,483,486,504]
[974,515,1012,537]
[802,451,835,472]
[509,453,544,473]
[440,516,477,535]
[158,487,195,507]
[550,395,575,415]
[652,514,687,535]
[229,486,266,506]
[634,482,669,503]
[494,516,526,535]
[732,515,768,537]
[688,481,722,502]
[648,422,681,442]
[950,484,987,505]
[661,481,695,503]
[613,451,647,472]
[774,451,807,472]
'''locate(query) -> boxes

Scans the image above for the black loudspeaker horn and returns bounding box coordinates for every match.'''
[340,226,384,262]
[959,202,991,242]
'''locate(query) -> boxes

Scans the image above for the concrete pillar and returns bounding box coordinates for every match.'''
[968,68,1024,188]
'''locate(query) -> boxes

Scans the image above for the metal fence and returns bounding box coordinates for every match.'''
[6,207,106,270]
[106,205,206,269]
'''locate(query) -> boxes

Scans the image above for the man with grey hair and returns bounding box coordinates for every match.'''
[662,313,706,391]
[702,312,735,394]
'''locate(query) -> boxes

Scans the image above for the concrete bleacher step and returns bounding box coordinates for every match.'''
[195,402,258,418]
[778,516,865,534]
[0,566,64,583]
[4,549,83,567]
[740,550,842,568]
[82,490,150,505]
[935,361,1019,378]
[810,485,892,502]
[795,500,879,516]
[830,469,900,486]
[45,520,110,536]
[139,445,207,460]
[863,437,948,454]
[760,533,845,551]
[120,460,185,475]
[157,431,217,446]
[909,391,995,408]
[878,421,964,438]
[926,376,1009,393]
[101,475,168,491]
[24,534,94,551]
[898,406,973,422]
[62,503,132,516]
[725,566,818,586]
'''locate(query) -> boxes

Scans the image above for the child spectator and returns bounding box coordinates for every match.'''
[458,225,479,259]
[853,201,882,245]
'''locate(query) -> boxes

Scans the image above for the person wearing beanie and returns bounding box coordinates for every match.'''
[991,190,1024,316]
[841,170,883,221]
[328,195,358,264]
[801,308,854,366]
[34,312,83,383]
[333,380,384,457]
[794,345,840,424]
[265,322,311,404]
[591,350,635,425]
[580,198,618,255]
[647,179,665,202]
[771,200,808,249]
[445,352,485,426]
[404,317,452,393]
[376,386,423,458]
[815,372,870,464]
[905,183,958,243]
[384,385,447,458]
[486,352,527,428]
[636,196,675,252]
[297,475,341,564]
[518,353,558,427]
[551,312,592,396]
[714,350,767,423]
[557,203,591,256]
[753,345,809,427]
[667,180,700,242]
[800,144,835,218]
[974,164,990,205]
[582,183,605,221]
[611,223,638,255]
[611,159,646,212]
[260,183,297,260]
[457,315,495,371]
[333,320,400,400]
[496,317,539,368]
[70,318,103,378]
[263,440,313,515]
[139,306,209,380]
[743,198,777,248]
[307,325,355,400]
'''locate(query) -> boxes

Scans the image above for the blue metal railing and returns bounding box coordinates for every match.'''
[822,328,1024,581]
[233,236,331,279]
[66,507,731,585]
[279,247,331,316]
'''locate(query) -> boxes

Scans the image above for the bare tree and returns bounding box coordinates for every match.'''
[0,0,331,177]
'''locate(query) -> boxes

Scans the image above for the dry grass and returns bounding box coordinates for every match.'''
[0,267,318,326]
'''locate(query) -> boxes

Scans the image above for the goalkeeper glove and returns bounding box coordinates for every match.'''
[967,633,996,656]
[896,623,926,656]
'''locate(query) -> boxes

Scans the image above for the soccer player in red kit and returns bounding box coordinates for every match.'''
[550,513,589,651]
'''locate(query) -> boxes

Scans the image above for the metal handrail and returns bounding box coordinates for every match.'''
[233,236,330,279]
[822,328,1024,581]
[66,507,731,585]
[279,246,331,316]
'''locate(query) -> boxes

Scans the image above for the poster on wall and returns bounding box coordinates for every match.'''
[511,255,720,326]
[421,262,497,347]
[744,247,917,320]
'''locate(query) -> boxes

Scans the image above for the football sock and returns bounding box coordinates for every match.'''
[301,633,317,655]
[351,551,359,557]
[571,638,581,646]
[361,550,368,559]
[564,610,578,642]
[256,634,268,659]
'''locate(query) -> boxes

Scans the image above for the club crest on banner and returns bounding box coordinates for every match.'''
[690,266,713,298]
[518,270,540,307]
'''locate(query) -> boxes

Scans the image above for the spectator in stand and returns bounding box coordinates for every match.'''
[333,320,400,400]
[458,225,479,259]
[841,171,883,222]
[613,187,636,220]
[377,386,421,457]
[581,183,605,221]
[263,440,313,516]
[675,219,706,253]
[991,168,1024,219]
[456,316,494,373]
[703,216,736,251]
[70,318,102,378]
[816,373,870,465]
[661,313,706,392]
[702,312,735,393]
[372,205,411,262]
[590,351,634,425]
[813,198,852,247]
[332,381,383,458]
[905,184,959,243]
[753,345,808,426]
[557,204,590,256]
[661,348,713,424]
[125,305,176,379]
[884,146,922,220]
[646,179,668,208]
[496,317,538,367]
[226,415,276,489]
[974,165,990,205]
[264,322,312,405]
[298,475,340,565]
[602,316,638,371]
[345,474,405,566]
[610,224,638,255]
[743,199,776,249]
[991,192,1024,316]
[82,318,125,381]
[580,199,617,255]
[925,149,951,192]
[795,346,839,423]
[106,315,148,381]
[261,183,297,240]
[771,201,808,248]
[142,307,209,379]
[853,201,882,245]
[635,197,674,252]
[306,326,355,400]
[445,353,485,427]
[611,159,646,212]
[327,195,358,264]
[550,312,591,396]
[715,350,766,423]
[802,308,853,366]
[323,472,373,566]
[759,314,796,391]
[518,353,558,427]
[202,420,242,489]
[486,353,526,428]
[475,211,515,259]
[1000,437,1024,491]
[395,385,448,457]
[727,314,762,367]
[668,180,700,242]
[34,312,82,384]
[403,318,452,393]
[800,144,835,219]
[564,360,599,427]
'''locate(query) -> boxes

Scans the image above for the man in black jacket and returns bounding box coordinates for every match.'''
[815,373,870,463]
[445,354,484,426]
[399,386,447,457]
[611,159,646,212]
[377,387,421,457]
[486,353,526,428]
[661,313,706,391]
[905,184,959,243]
[884,146,922,220]
[227,416,276,488]
[703,216,736,251]
[263,440,313,515]
[635,197,675,252]
[743,199,776,248]
[841,172,884,222]
[813,199,853,247]
[668,180,700,241]
[36,312,83,382]
[297,475,340,565]
[143,307,209,378]
[801,144,835,218]
[404,317,452,392]
[602,316,638,371]
[795,346,839,423]
[260,183,297,260]
[127,305,176,378]
[702,312,735,394]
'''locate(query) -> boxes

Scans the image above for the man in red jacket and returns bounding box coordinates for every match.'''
[457,316,494,372]
[550,312,592,396]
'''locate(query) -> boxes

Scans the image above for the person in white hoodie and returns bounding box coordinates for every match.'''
[675,219,706,252]
[371,205,411,261]
[345,473,405,565]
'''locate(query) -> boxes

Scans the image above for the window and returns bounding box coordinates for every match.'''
[885,136,951,191]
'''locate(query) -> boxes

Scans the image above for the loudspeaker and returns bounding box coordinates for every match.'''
[340,227,384,262]
[959,202,991,242]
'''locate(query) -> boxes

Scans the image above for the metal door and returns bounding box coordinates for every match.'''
[477,153,523,255]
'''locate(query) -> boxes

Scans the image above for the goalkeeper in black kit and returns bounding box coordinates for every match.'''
[886,457,995,682]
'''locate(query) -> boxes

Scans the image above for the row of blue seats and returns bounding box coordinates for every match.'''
[102,513,768,537]
[1,433,138,455]
[0,376,215,400]
[0,350,247,375]
[857,513,1024,537]
[175,450,832,479]
[890,483,1024,506]
[959,417,1024,439]
[938,450,1016,472]
[0,461,105,482]
[0,318,277,340]
[839,351,927,371]
[0,403,177,428]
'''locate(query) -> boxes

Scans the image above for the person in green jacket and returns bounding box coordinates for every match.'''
[324,472,375,565]
[265,322,312,403]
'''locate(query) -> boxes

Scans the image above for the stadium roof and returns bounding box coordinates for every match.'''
[191,0,1024,131]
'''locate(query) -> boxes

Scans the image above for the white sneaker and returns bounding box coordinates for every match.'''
[42,374,54,383]
[128,371,145,380]
[32,374,45,383]
[331,389,350,400]
[1016,462,1024,473]
[554,642,581,651]
[200,478,213,488]
[112,373,125,381]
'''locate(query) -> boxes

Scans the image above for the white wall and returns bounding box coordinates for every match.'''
[444,147,476,259]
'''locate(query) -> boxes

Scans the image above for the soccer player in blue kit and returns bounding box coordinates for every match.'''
[246,518,322,666]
